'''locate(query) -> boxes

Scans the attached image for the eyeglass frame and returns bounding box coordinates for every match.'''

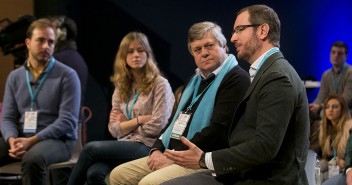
[232,24,262,35]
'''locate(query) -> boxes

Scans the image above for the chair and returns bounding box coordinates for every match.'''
[0,106,92,184]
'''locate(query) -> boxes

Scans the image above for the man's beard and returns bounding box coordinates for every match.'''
[237,33,262,62]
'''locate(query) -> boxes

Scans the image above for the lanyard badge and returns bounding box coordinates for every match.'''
[328,158,339,178]
[170,111,192,140]
[24,57,55,134]
[24,110,38,133]
[328,149,340,178]
[169,75,213,140]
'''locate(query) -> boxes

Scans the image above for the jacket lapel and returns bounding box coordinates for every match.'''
[228,52,285,133]
[243,52,284,99]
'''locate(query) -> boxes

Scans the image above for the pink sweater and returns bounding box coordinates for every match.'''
[108,76,174,147]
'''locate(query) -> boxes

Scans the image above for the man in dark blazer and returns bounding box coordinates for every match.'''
[163,4,310,185]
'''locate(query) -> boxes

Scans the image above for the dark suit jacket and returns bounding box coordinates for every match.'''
[343,128,352,173]
[152,65,250,152]
[212,52,310,185]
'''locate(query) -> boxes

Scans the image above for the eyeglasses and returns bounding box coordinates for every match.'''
[232,24,261,34]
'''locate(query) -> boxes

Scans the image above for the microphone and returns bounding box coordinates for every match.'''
[30,81,38,86]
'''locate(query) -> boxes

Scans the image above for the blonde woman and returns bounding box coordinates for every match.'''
[319,94,352,182]
[67,32,174,185]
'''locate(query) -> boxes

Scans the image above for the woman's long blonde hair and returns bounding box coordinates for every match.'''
[111,32,160,102]
[319,94,351,159]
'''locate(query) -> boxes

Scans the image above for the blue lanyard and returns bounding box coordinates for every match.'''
[25,58,55,109]
[186,77,214,112]
[333,148,337,160]
[125,92,140,119]
[251,47,280,78]
[331,63,346,93]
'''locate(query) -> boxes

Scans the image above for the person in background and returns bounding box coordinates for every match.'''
[67,32,174,185]
[162,4,309,185]
[0,18,81,185]
[309,109,321,154]
[323,133,352,185]
[171,85,184,114]
[48,15,89,185]
[305,109,321,185]
[317,94,352,183]
[109,21,250,185]
[50,15,88,110]
[310,41,352,115]
[346,135,352,185]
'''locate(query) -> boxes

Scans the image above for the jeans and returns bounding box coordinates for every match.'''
[322,174,346,185]
[67,140,150,185]
[0,137,72,185]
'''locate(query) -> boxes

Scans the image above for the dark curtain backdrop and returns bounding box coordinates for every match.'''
[34,0,352,141]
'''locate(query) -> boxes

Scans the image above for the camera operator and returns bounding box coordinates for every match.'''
[50,16,88,110]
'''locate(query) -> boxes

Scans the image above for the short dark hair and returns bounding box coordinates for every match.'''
[331,41,348,55]
[237,4,281,47]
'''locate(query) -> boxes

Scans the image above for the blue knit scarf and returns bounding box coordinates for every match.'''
[161,54,238,148]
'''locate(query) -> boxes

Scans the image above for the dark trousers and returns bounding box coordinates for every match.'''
[161,170,223,185]
[0,137,72,185]
[67,140,150,185]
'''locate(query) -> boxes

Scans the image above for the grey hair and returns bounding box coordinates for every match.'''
[187,21,228,55]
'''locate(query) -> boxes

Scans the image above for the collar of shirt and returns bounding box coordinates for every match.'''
[26,60,32,70]
[26,59,49,71]
[195,55,229,80]
[250,52,266,73]
[249,49,278,74]
[332,63,347,74]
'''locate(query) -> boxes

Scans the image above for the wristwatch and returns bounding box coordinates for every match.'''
[198,152,207,169]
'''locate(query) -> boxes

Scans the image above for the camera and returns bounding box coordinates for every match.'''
[0,15,35,66]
